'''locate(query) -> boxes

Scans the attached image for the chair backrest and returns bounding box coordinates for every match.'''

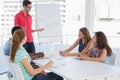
[114,53,120,67]
[111,53,117,65]
[111,48,120,67]
[0,71,13,80]
[104,53,117,66]
[10,63,24,80]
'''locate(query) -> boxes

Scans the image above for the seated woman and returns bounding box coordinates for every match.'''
[10,29,63,80]
[80,31,112,63]
[60,27,93,57]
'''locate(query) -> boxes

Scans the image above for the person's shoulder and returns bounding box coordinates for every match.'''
[76,38,81,43]
[3,38,12,56]
[103,48,107,51]
[87,39,94,46]
[16,46,26,56]
[8,38,12,41]
[89,39,93,43]
[4,38,12,45]
[15,10,23,16]
[18,46,26,51]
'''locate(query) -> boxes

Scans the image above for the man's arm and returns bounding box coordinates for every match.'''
[32,28,44,33]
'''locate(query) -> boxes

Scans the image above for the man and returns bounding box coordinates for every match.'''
[4,26,43,60]
[4,26,22,56]
[14,0,44,59]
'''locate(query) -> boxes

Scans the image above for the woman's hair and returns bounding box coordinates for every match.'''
[10,29,25,62]
[23,0,32,7]
[79,27,91,43]
[95,31,112,56]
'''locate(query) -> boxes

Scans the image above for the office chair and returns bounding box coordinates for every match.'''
[10,63,24,80]
[104,53,117,66]
[0,71,13,80]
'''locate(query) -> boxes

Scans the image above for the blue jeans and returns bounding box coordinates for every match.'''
[32,72,63,80]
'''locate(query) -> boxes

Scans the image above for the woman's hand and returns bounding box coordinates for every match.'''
[80,56,89,60]
[59,51,68,57]
[77,53,83,57]
[45,60,53,68]
[41,70,48,76]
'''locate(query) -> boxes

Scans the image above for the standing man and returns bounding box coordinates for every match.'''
[14,0,44,59]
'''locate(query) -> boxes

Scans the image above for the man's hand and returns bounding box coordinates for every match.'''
[32,28,45,32]
[37,28,45,32]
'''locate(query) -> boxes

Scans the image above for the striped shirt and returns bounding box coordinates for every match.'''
[14,45,34,80]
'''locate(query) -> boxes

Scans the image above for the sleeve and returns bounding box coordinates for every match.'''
[17,50,27,61]
[14,14,19,26]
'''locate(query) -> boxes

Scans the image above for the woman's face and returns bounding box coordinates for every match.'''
[92,35,97,43]
[22,36,27,45]
[78,31,84,39]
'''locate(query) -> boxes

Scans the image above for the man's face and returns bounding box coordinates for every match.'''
[24,4,32,13]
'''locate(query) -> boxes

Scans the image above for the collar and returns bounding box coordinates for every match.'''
[20,10,30,17]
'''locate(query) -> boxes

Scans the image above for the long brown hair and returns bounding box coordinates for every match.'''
[79,27,91,43]
[10,29,25,62]
[95,31,112,56]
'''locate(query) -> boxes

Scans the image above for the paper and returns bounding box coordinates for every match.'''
[51,57,65,68]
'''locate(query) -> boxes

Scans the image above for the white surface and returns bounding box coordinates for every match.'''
[1,44,120,80]
[33,56,120,80]
[10,63,24,80]
[0,73,9,80]
[35,4,62,43]
[0,54,11,73]
[35,54,65,68]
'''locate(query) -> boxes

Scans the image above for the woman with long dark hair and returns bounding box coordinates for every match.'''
[80,31,112,62]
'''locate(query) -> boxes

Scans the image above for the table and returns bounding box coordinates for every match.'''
[33,56,120,80]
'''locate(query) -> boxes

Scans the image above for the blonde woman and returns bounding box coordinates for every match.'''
[60,27,93,57]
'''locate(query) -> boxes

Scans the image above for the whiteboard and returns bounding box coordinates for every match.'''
[35,4,62,43]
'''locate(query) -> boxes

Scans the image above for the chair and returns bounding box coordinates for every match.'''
[0,71,13,80]
[10,63,24,80]
[104,53,117,66]
[113,53,120,67]
[111,48,120,67]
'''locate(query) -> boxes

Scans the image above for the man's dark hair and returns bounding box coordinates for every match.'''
[23,0,32,7]
[11,26,22,35]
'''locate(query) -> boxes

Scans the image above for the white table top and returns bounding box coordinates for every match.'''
[33,56,120,80]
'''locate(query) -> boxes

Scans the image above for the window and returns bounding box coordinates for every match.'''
[94,0,120,48]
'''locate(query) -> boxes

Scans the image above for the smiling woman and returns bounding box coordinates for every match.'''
[60,27,93,57]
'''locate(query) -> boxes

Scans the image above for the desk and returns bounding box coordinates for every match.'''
[33,56,120,80]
